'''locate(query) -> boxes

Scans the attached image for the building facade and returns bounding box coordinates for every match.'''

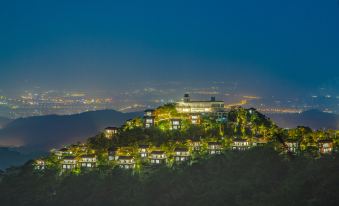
[150,151,167,164]
[176,94,224,114]
[61,156,77,170]
[318,140,333,154]
[138,145,149,158]
[117,156,135,169]
[104,127,119,138]
[232,139,251,151]
[79,154,97,168]
[208,142,222,154]
[173,148,190,162]
[144,109,155,128]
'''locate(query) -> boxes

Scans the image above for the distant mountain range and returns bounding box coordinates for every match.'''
[266,109,339,130]
[0,147,46,170]
[0,117,11,129]
[0,110,142,151]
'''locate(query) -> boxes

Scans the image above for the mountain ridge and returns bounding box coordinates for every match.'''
[266,109,339,130]
[0,110,142,151]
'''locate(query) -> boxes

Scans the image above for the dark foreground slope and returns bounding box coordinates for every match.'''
[0,147,338,206]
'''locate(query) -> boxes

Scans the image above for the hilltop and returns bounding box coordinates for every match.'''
[0,102,338,206]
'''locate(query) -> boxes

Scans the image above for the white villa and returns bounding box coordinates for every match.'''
[150,150,167,164]
[34,159,46,170]
[117,156,135,169]
[190,114,201,125]
[104,127,119,138]
[208,142,222,154]
[79,154,97,168]
[138,145,149,158]
[170,119,182,130]
[173,147,190,162]
[144,109,155,128]
[232,139,251,151]
[61,156,77,170]
[285,140,299,154]
[318,140,334,154]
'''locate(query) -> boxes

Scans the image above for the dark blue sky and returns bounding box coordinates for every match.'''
[0,0,338,95]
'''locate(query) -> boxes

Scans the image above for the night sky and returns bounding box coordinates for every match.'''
[1,0,338,96]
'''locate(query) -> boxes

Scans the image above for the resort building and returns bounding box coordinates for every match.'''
[61,156,77,170]
[318,140,334,154]
[78,144,88,152]
[34,159,46,170]
[79,154,97,168]
[252,138,268,147]
[208,142,222,154]
[176,94,224,114]
[191,140,202,151]
[108,147,119,161]
[117,156,135,169]
[138,145,149,158]
[144,109,155,128]
[104,127,119,138]
[285,140,299,154]
[55,148,73,160]
[231,139,251,151]
[144,109,155,117]
[150,150,167,164]
[173,147,190,162]
[170,119,182,130]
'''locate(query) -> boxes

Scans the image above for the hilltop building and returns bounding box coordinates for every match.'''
[176,94,224,114]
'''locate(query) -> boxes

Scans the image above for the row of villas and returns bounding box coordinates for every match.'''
[284,139,334,154]
[34,138,334,171]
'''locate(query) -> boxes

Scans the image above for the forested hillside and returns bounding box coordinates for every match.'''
[0,147,338,206]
